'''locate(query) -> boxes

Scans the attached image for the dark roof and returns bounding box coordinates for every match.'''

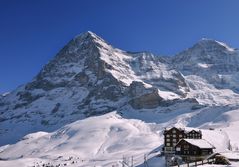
[164,127,201,134]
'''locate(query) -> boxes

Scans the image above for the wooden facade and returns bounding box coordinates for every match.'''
[175,139,214,162]
[163,127,202,154]
[163,127,185,154]
[186,130,202,139]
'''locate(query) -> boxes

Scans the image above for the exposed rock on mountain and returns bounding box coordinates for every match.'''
[0,32,191,145]
[1,32,239,146]
[1,32,239,167]
[172,38,239,92]
[128,81,163,109]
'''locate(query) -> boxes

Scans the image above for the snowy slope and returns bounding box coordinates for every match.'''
[0,108,237,167]
[185,75,239,105]
[0,112,162,167]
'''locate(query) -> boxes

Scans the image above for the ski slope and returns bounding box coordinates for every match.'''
[1,107,238,167]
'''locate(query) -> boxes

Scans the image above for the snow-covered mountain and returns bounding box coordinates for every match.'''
[172,38,239,92]
[1,32,239,167]
[0,31,193,146]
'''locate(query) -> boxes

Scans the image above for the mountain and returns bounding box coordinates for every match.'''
[172,38,239,92]
[1,32,239,167]
[0,31,193,146]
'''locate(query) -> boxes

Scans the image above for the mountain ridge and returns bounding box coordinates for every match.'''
[1,31,239,167]
[0,31,239,147]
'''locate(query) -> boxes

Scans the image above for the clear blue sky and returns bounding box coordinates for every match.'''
[1,0,239,94]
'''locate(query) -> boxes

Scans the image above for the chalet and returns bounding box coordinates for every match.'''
[186,130,202,139]
[175,139,215,162]
[163,127,185,154]
[163,127,202,154]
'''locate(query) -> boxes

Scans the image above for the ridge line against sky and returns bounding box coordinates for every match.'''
[1,0,239,93]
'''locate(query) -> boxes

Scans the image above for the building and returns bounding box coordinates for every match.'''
[163,127,185,154]
[163,127,202,154]
[185,130,202,139]
[175,139,215,162]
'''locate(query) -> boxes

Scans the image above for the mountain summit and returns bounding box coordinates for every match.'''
[195,38,235,52]
[172,38,239,92]
[0,31,191,145]
[75,31,105,41]
[0,32,239,147]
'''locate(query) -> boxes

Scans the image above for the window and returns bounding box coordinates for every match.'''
[184,145,189,149]
[184,151,189,154]
[202,150,208,155]
[166,139,170,142]
[166,143,170,146]
[166,134,170,138]
[176,147,181,151]
[179,134,182,138]
[173,134,176,138]
[165,147,173,151]
[173,139,177,142]
[172,130,176,133]
[173,143,176,146]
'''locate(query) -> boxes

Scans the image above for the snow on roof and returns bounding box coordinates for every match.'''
[182,139,215,149]
[165,127,185,131]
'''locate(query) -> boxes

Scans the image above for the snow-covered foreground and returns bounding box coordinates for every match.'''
[0,112,161,167]
[1,108,239,167]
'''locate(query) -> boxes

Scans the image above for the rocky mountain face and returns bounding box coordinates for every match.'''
[171,38,239,92]
[0,32,239,146]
